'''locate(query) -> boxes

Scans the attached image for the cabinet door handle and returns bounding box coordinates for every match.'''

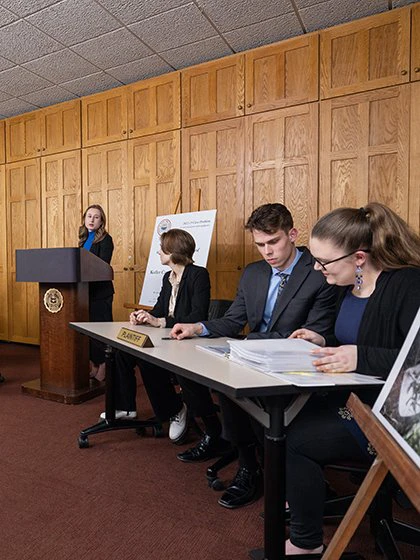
[129,129,133,133]
[237,266,242,271]
[122,130,127,135]
[415,67,420,73]
[129,267,134,271]
[401,69,408,76]
[247,103,252,108]
[123,267,128,271]
[237,105,243,110]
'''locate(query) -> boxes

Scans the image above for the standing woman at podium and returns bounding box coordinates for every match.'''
[79,204,114,382]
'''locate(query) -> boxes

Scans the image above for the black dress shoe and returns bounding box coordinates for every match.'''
[218,466,263,509]
[177,434,230,463]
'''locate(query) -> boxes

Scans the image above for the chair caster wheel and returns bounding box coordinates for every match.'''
[207,476,225,491]
[78,436,89,448]
[153,424,164,438]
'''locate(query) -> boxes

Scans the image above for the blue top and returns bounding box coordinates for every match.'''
[83,230,95,252]
[258,248,303,332]
[335,289,369,344]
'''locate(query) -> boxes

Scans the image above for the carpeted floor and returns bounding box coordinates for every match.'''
[0,341,418,560]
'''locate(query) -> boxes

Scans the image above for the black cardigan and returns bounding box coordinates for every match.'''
[150,264,210,329]
[89,233,115,301]
[327,267,420,378]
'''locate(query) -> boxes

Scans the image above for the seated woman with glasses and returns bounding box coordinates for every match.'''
[285,202,420,557]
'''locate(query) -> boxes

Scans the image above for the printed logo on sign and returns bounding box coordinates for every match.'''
[44,288,64,314]
[157,218,171,235]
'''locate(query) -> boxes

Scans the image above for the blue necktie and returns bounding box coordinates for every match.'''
[267,272,289,330]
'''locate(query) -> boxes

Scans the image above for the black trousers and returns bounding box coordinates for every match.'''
[218,392,263,445]
[114,350,219,422]
[285,396,370,549]
[89,296,113,365]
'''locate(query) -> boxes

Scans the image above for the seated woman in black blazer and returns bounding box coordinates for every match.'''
[101,228,222,444]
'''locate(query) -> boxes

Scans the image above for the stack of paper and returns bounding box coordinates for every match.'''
[227,338,320,373]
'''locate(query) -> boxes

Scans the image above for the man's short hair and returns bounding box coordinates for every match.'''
[245,203,293,234]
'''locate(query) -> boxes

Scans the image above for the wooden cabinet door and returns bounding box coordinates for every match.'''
[82,142,128,320]
[412,3,420,82]
[42,151,82,248]
[245,103,318,262]
[6,159,41,344]
[0,121,5,164]
[40,100,81,156]
[182,54,245,127]
[410,82,420,233]
[182,120,244,299]
[128,131,181,304]
[128,72,181,138]
[245,34,319,114]
[82,87,128,147]
[0,165,7,340]
[6,111,41,163]
[320,85,410,224]
[320,8,410,99]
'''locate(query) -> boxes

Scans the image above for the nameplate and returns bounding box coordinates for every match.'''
[117,328,154,348]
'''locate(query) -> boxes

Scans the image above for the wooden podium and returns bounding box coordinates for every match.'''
[16,247,113,404]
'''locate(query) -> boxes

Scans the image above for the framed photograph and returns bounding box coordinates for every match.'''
[373,307,420,469]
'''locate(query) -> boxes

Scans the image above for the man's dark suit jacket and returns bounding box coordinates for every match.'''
[151,263,210,328]
[202,247,337,339]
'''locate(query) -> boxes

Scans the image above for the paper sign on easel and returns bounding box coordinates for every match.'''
[139,210,216,307]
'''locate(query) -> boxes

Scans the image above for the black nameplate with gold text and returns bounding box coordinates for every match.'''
[117,327,154,348]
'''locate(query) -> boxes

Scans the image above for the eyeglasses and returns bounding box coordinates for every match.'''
[313,249,370,271]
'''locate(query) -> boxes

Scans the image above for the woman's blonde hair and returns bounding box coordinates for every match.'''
[311,202,420,270]
[78,204,108,246]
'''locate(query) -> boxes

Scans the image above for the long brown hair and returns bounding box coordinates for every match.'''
[311,202,420,270]
[78,204,108,246]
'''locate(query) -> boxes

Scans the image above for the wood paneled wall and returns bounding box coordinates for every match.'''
[1,4,419,343]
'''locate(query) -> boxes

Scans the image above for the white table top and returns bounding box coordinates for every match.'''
[69,321,303,398]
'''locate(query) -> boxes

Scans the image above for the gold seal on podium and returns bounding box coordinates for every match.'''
[43,288,64,313]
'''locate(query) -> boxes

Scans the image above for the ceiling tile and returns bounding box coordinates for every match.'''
[21,86,77,107]
[0,90,12,102]
[0,1,61,17]
[0,67,53,96]
[27,0,122,46]
[71,28,152,69]
[0,20,62,64]
[299,0,388,32]
[0,55,14,72]
[0,5,19,26]
[161,36,232,69]
[23,49,99,83]
[392,0,418,6]
[106,56,173,83]
[61,71,122,96]
[196,0,293,32]
[0,97,38,117]
[96,0,191,25]
[224,13,303,51]
[129,4,215,51]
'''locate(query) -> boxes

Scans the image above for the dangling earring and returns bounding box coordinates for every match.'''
[355,265,363,291]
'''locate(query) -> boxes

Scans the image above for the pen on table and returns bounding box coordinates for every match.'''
[161,336,174,340]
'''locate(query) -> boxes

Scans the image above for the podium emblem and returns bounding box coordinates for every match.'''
[44,288,64,313]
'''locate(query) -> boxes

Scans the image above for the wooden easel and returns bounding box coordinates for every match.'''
[323,393,420,559]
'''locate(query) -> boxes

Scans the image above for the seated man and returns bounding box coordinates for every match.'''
[171,203,338,509]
